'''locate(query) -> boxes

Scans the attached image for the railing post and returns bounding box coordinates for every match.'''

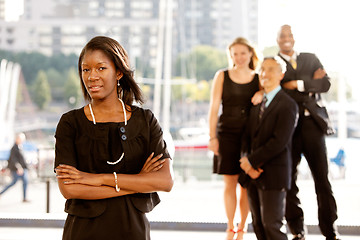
[46,178,50,213]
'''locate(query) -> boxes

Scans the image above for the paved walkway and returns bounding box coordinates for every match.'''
[1,228,360,240]
[0,177,359,239]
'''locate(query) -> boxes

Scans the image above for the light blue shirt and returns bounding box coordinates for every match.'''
[264,86,281,107]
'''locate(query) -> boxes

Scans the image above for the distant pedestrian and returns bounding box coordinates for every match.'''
[0,132,30,202]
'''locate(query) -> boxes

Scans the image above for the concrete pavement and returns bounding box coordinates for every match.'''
[0,177,359,239]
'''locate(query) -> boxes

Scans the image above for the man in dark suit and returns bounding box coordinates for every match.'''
[240,56,298,240]
[0,133,30,202]
[277,25,339,240]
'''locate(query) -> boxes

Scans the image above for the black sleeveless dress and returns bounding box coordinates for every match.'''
[213,70,259,175]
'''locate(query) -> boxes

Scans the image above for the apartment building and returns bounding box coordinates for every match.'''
[0,0,258,73]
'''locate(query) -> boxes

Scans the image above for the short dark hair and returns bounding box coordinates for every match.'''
[78,36,144,107]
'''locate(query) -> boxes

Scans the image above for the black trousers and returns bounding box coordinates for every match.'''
[247,182,288,240]
[285,116,338,238]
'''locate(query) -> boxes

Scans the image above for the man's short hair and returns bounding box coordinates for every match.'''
[263,56,287,73]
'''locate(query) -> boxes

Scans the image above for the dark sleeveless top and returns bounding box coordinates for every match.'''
[217,70,259,133]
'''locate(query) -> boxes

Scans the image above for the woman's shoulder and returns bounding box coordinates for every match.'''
[212,68,228,85]
[131,106,163,130]
[58,107,86,126]
[61,107,84,119]
[55,107,86,136]
[213,68,228,77]
[219,68,229,76]
[131,106,155,121]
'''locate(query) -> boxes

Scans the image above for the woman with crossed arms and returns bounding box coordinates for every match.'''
[55,36,174,240]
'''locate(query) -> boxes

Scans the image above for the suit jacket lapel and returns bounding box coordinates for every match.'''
[255,91,282,133]
[278,53,298,72]
[296,53,305,70]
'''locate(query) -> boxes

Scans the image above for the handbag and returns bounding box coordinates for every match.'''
[304,100,335,136]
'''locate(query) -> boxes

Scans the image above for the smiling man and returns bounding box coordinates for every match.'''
[239,57,298,240]
[277,24,340,240]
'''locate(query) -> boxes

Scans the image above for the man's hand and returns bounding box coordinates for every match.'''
[282,80,298,90]
[313,68,326,79]
[240,157,263,179]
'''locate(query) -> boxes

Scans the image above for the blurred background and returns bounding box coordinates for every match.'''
[0,0,359,238]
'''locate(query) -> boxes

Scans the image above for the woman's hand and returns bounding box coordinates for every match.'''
[251,90,264,105]
[208,137,219,156]
[140,152,165,173]
[55,164,102,186]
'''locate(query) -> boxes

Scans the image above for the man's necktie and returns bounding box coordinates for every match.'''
[259,96,268,120]
[290,58,297,69]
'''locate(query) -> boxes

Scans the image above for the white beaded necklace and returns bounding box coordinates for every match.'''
[88,98,127,165]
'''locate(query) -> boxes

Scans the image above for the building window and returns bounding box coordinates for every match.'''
[6,27,14,34]
[6,38,14,45]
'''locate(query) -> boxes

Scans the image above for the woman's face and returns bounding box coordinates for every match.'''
[81,49,122,101]
[229,44,252,68]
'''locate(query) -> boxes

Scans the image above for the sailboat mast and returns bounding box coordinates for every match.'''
[162,0,173,132]
[153,0,166,118]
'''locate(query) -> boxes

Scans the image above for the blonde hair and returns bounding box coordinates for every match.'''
[227,37,258,70]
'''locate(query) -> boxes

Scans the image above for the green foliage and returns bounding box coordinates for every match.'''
[0,50,77,84]
[64,67,82,108]
[46,68,64,101]
[0,49,78,104]
[175,45,228,81]
[135,57,154,79]
[32,70,51,110]
[187,80,211,102]
[262,46,279,57]
[171,79,211,102]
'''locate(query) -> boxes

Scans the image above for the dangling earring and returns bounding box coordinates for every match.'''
[117,79,121,99]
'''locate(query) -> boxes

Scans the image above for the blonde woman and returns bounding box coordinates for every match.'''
[208,37,261,240]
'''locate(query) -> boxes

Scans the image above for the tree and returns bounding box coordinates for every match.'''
[262,46,279,57]
[46,68,64,101]
[32,70,51,110]
[0,49,77,100]
[64,67,82,108]
[175,45,228,81]
[172,80,211,102]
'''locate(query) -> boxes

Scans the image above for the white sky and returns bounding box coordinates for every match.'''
[258,0,360,100]
[4,0,23,21]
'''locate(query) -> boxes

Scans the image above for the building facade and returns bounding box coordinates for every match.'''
[0,0,258,76]
[0,0,5,20]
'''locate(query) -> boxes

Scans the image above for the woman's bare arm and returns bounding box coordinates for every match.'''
[56,154,174,199]
[208,70,224,155]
